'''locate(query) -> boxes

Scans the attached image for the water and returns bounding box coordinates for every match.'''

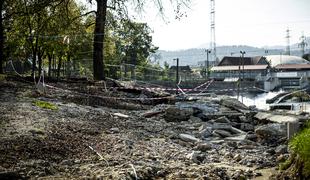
[235,90,285,110]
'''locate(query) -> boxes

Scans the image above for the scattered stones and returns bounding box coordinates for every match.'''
[1,80,303,179]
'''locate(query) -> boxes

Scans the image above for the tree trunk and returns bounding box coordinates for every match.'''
[92,0,107,80]
[47,52,52,78]
[38,48,44,77]
[0,0,4,74]
[31,35,39,77]
[57,55,62,81]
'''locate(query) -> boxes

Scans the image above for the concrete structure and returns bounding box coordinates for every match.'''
[211,55,310,91]
[210,56,269,80]
[264,55,310,90]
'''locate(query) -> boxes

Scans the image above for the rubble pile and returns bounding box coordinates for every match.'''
[0,80,307,179]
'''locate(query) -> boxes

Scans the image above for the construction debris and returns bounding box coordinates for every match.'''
[0,79,307,179]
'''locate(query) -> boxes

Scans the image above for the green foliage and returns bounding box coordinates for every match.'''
[33,100,58,110]
[0,74,6,81]
[289,121,310,177]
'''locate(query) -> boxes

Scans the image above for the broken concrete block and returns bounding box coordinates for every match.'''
[165,106,193,122]
[179,133,200,143]
[199,127,213,138]
[275,145,288,155]
[212,123,232,131]
[225,134,247,141]
[213,130,232,137]
[240,123,254,131]
[230,127,246,134]
[113,113,129,118]
[214,116,231,124]
[255,123,287,139]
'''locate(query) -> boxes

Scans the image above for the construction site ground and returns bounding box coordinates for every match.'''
[0,77,302,179]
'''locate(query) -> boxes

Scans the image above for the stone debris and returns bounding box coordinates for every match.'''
[0,80,305,179]
[179,133,200,143]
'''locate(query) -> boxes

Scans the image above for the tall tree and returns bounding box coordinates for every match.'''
[92,0,107,80]
[89,0,190,80]
[0,0,4,74]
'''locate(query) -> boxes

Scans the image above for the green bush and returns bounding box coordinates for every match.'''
[289,121,310,177]
[33,100,58,110]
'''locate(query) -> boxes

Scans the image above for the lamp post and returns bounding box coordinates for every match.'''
[240,51,246,103]
[173,58,179,94]
[205,49,211,79]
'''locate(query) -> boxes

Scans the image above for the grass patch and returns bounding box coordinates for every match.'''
[33,100,58,110]
[288,121,310,177]
[0,74,6,81]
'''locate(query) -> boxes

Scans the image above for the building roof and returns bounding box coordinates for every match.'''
[218,56,267,66]
[211,65,268,71]
[265,55,309,67]
[170,65,192,71]
[275,64,310,70]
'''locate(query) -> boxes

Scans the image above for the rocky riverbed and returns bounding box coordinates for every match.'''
[0,79,308,179]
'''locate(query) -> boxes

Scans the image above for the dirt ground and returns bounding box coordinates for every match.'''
[0,78,291,179]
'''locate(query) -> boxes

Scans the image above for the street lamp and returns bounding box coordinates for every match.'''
[173,58,179,94]
[240,51,246,81]
[205,49,211,79]
[240,51,246,103]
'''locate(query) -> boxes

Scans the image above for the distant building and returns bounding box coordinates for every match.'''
[210,56,269,80]
[170,65,192,72]
[210,55,310,91]
[264,55,310,90]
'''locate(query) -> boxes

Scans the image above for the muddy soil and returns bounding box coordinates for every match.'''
[0,79,289,179]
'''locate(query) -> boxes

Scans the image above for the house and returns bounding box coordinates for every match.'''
[210,56,269,80]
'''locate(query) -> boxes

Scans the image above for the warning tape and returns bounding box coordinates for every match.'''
[45,84,176,101]
[109,80,214,93]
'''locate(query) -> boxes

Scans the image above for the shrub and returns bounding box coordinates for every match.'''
[33,100,58,110]
[289,121,310,177]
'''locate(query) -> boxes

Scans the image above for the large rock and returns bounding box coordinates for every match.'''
[255,123,287,139]
[220,97,249,112]
[164,106,193,122]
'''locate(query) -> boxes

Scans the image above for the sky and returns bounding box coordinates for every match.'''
[80,0,310,51]
[131,0,310,51]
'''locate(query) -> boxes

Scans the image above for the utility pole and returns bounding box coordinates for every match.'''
[210,0,217,64]
[240,51,246,103]
[174,58,179,94]
[237,56,241,100]
[285,28,291,56]
[298,32,308,55]
[205,49,211,79]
